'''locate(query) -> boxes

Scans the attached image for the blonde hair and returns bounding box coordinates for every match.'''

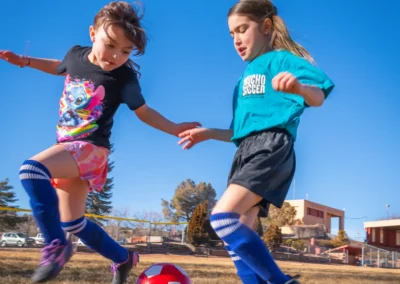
[228,0,314,64]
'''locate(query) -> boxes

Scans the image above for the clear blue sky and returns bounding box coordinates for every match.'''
[1,0,398,240]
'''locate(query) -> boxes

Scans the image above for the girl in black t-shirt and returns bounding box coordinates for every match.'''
[0,2,200,283]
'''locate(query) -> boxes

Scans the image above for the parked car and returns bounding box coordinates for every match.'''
[31,233,45,246]
[0,232,35,247]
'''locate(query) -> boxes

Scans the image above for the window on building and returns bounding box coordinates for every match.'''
[380,229,384,244]
[372,228,376,242]
[307,207,324,218]
[396,230,400,246]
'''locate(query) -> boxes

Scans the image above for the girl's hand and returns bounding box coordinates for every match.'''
[174,122,202,137]
[0,50,29,67]
[178,127,211,150]
[272,72,302,94]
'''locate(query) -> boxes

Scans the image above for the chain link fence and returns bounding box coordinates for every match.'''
[361,244,400,268]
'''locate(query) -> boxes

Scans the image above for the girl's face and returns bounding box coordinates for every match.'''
[228,14,271,62]
[89,24,134,71]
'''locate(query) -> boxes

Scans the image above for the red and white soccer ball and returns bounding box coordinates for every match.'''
[136,263,191,284]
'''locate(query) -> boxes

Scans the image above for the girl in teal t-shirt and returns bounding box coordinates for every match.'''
[179,1,334,283]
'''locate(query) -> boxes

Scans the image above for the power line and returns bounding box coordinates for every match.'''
[345,216,368,220]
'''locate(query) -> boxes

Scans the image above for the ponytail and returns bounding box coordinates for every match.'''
[271,15,314,64]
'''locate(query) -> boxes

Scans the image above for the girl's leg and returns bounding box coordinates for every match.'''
[19,144,80,282]
[225,206,267,284]
[210,184,290,284]
[56,173,138,284]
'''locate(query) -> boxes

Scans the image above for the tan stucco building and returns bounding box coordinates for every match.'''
[285,199,345,233]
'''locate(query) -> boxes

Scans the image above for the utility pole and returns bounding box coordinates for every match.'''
[386,204,390,219]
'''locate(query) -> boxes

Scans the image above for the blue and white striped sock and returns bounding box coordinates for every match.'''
[61,216,128,263]
[211,212,289,284]
[225,245,266,284]
[19,160,67,245]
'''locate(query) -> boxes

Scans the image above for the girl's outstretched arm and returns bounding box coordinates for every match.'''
[0,50,63,75]
[134,104,201,136]
[178,127,233,150]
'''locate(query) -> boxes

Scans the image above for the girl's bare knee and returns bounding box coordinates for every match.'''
[212,184,262,215]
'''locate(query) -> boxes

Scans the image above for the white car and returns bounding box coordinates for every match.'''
[0,232,35,247]
[31,233,45,245]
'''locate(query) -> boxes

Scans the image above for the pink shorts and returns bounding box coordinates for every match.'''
[51,141,110,192]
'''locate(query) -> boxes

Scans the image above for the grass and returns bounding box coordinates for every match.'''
[1,248,400,283]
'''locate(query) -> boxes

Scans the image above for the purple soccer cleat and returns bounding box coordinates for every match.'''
[111,250,139,284]
[31,239,74,283]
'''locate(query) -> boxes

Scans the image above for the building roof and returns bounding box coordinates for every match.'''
[364,219,400,229]
[286,199,344,215]
[324,243,363,255]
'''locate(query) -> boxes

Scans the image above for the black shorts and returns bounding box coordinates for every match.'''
[227,128,295,217]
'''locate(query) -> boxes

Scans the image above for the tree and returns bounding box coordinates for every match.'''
[262,223,282,251]
[18,214,39,236]
[188,200,219,246]
[0,179,26,230]
[131,210,161,230]
[85,144,114,225]
[161,179,216,223]
[262,202,300,227]
[337,230,348,242]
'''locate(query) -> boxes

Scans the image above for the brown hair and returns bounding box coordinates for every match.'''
[228,0,314,63]
[94,1,148,73]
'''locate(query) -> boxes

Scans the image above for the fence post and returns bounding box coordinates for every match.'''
[392,251,395,268]
[386,252,388,268]
[147,222,152,254]
[370,249,372,265]
[377,250,380,268]
[361,247,364,266]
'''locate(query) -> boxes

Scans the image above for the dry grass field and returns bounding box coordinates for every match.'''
[1,248,399,284]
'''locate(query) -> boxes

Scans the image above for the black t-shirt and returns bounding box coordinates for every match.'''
[55,45,145,149]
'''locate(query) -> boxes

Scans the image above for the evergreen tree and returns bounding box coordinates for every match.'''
[85,144,114,225]
[337,229,348,242]
[188,200,220,246]
[188,201,207,245]
[0,179,26,230]
[262,223,282,251]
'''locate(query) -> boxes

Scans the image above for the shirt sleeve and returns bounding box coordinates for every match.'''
[56,45,80,75]
[120,71,146,110]
[279,52,335,100]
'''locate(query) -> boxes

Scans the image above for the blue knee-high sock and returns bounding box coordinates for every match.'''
[61,216,128,264]
[19,160,67,245]
[211,212,290,284]
[225,245,266,284]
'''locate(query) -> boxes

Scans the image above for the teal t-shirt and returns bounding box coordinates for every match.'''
[230,50,334,146]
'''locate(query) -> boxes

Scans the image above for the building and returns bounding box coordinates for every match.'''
[324,243,363,265]
[285,199,345,233]
[364,219,400,249]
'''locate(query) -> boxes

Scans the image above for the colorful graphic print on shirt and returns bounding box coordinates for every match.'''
[56,75,105,141]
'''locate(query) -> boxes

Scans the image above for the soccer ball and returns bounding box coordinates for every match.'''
[136,263,191,284]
